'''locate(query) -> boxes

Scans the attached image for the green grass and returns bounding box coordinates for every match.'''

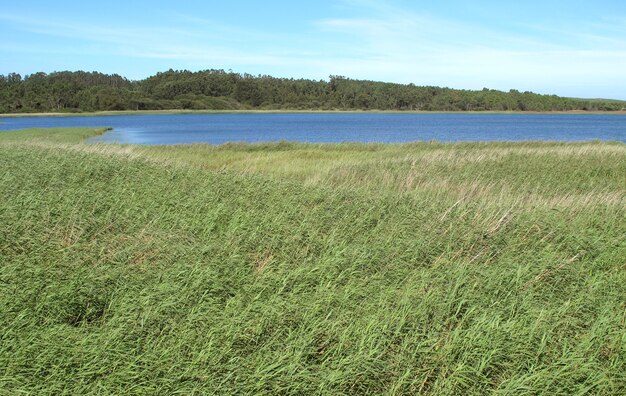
[1,128,625,395]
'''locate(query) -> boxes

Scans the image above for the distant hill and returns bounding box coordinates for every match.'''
[2,69,625,113]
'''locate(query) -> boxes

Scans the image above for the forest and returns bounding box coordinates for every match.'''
[1,69,625,113]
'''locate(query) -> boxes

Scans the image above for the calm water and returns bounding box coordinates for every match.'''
[1,113,625,144]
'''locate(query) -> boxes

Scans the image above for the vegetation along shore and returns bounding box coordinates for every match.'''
[0,127,624,394]
[2,70,626,114]
[3,109,626,118]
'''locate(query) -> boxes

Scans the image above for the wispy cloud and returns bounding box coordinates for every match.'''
[308,0,626,94]
[0,12,291,68]
[6,10,331,67]
[1,0,625,98]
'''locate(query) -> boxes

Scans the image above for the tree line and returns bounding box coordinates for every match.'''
[1,69,625,113]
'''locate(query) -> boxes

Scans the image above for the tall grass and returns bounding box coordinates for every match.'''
[0,128,624,394]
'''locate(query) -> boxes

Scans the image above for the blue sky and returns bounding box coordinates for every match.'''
[1,0,625,99]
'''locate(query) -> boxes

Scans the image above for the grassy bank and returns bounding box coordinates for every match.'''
[1,128,624,394]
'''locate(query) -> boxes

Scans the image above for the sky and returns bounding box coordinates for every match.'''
[1,0,625,99]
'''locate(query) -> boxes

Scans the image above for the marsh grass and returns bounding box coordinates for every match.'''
[0,128,624,394]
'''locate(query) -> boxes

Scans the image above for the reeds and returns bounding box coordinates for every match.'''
[1,128,624,394]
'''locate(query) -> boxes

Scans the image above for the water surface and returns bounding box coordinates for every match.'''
[1,113,625,144]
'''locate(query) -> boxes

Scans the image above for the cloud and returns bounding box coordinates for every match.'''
[1,1,625,98]
[308,1,626,95]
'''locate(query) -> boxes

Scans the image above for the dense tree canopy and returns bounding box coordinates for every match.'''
[1,69,625,113]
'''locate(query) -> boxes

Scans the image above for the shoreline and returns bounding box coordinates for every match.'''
[2,109,626,118]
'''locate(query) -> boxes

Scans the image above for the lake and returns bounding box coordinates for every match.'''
[1,113,625,144]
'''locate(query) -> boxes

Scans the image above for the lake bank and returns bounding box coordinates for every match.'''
[2,109,626,118]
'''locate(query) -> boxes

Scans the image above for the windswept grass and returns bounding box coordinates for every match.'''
[0,128,624,394]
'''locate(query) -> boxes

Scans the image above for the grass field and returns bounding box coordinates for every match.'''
[0,128,624,394]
